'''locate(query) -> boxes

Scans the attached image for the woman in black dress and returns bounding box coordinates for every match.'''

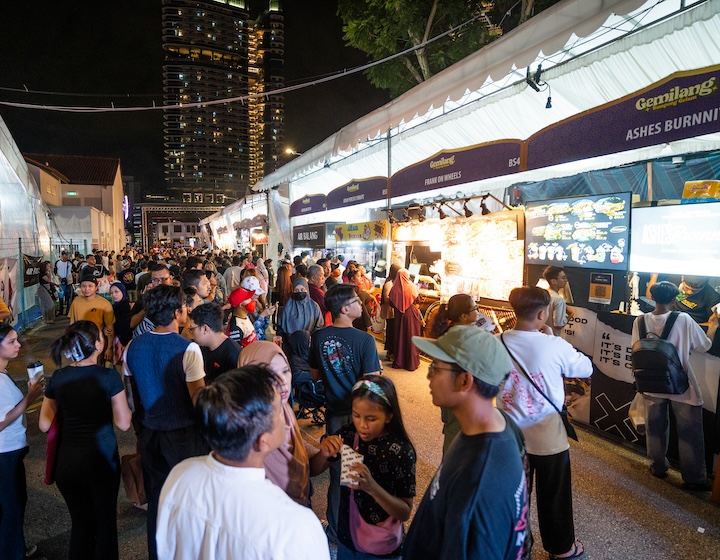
[39,321,132,560]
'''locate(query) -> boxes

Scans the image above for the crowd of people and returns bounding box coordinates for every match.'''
[1,245,719,560]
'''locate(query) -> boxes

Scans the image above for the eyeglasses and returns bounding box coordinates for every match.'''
[151,276,171,284]
[427,363,463,377]
[345,297,362,306]
[188,325,199,334]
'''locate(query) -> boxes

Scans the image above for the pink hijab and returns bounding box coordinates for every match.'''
[388,269,419,313]
[236,341,311,506]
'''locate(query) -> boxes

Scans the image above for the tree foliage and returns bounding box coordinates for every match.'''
[337,0,562,97]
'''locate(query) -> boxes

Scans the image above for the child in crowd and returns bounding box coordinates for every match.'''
[68,274,115,363]
[312,375,416,559]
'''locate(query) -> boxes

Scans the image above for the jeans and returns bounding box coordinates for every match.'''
[326,412,352,543]
[59,282,74,314]
[644,395,706,484]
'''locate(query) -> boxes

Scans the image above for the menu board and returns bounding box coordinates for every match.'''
[525,193,631,270]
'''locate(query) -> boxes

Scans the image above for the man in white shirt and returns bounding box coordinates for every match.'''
[632,281,715,490]
[498,286,592,560]
[157,365,330,560]
[542,266,570,336]
[54,251,74,314]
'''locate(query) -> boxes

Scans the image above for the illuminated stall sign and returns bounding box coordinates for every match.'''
[390,140,522,198]
[525,192,631,271]
[527,65,720,170]
[289,194,326,217]
[293,224,327,249]
[334,221,386,242]
[326,178,388,210]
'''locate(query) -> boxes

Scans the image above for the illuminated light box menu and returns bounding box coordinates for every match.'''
[525,192,631,271]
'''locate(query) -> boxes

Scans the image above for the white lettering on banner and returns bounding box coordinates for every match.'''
[592,319,634,384]
[562,306,598,357]
[342,194,366,204]
[296,231,319,241]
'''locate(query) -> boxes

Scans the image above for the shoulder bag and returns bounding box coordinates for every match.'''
[348,433,404,555]
[500,334,578,442]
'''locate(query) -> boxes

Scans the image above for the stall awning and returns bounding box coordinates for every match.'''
[254,0,720,199]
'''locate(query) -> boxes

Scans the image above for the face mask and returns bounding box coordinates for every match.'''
[244,300,257,313]
[292,292,308,301]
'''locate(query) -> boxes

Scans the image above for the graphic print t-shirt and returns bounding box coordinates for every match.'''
[308,326,380,416]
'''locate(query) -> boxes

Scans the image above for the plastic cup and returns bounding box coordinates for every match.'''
[27,361,44,382]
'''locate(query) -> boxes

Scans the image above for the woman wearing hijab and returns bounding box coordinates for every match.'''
[388,269,422,371]
[237,341,322,505]
[108,282,133,364]
[381,264,401,362]
[277,278,324,342]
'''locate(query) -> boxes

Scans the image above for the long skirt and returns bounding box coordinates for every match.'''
[392,305,421,371]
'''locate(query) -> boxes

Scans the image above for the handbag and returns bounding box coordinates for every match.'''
[121,453,147,506]
[348,434,404,555]
[44,411,62,485]
[628,393,647,435]
[500,334,579,442]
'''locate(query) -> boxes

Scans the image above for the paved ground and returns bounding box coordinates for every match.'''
[7,317,720,559]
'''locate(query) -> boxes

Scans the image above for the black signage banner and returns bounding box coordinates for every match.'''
[23,254,42,287]
[293,224,326,249]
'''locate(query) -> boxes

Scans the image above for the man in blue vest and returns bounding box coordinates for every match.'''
[123,284,208,560]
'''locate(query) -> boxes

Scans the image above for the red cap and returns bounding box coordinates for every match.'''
[228,287,255,307]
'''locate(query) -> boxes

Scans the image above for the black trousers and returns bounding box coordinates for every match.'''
[139,425,209,560]
[528,450,576,556]
[0,447,28,560]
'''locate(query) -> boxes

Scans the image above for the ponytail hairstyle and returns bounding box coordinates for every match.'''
[351,375,414,451]
[50,320,101,365]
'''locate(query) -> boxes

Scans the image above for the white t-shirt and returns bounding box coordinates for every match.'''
[546,289,568,336]
[498,330,593,455]
[631,311,712,406]
[0,372,27,453]
[157,455,330,560]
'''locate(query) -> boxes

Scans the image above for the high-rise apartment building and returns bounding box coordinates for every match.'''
[161,0,283,203]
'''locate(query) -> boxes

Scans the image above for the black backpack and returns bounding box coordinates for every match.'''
[631,312,688,394]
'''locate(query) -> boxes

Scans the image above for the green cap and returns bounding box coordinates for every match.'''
[412,325,512,387]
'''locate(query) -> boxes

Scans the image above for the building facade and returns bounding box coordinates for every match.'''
[25,154,126,253]
[161,0,283,202]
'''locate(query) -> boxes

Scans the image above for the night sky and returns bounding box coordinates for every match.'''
[0,0,389,193]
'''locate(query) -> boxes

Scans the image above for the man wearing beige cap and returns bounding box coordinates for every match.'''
[405,325,528,560]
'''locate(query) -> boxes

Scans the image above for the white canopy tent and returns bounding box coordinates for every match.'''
[251,0,719,204]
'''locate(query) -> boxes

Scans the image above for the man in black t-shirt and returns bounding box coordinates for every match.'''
[671,276,720,324]
[189,303,241,384]
[309,283,381,542]
[407,326,528,560]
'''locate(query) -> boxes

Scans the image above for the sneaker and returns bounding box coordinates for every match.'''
[26,544,38,558]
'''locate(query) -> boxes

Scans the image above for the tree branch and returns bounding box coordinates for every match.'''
[401,56,425,85]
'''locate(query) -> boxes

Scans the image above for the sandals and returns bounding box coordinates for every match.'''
[549,540,584,560]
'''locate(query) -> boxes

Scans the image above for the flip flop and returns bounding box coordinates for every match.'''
[549,540,584,560]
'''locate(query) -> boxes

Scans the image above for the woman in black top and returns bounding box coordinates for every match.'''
[109,282,132,363]
[39,321,132,560]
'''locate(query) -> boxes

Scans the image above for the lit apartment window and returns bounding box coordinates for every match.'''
[194,193,203,203]
[183,193,192,203]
